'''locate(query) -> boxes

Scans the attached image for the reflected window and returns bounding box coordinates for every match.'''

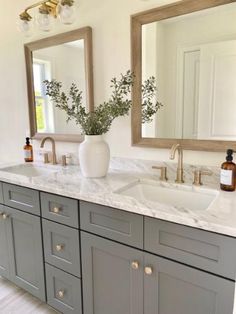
[33,59,54,133]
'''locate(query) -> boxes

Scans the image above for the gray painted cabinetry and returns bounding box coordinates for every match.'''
[81,231,235,314]
[81,202,235,314]
[0,182,236,314]
[0,182,3,204]
[0,204,10,279]
[40,192,82,314]
[0,202,45,301]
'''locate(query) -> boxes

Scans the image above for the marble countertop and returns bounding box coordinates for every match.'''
[0,158,236,238]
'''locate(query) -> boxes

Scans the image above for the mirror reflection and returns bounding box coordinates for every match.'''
[33,39,86,135]
[142,3,236,141]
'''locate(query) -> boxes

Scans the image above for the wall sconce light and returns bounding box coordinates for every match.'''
[18,0,76,35]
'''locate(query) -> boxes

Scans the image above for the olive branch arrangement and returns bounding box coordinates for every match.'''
[44,70,163,135]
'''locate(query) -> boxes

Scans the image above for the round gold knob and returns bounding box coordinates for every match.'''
[52,207,60,214]
[57,290,65,299]
[55,244,64,252]
[2,213,9,220]
[131,261,139,270]
[144,266,153,275]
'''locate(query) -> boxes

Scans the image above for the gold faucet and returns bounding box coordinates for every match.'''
[40,137,57,165]
[170,143,184,183]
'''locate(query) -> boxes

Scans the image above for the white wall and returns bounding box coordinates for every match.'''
[0,0,226,166]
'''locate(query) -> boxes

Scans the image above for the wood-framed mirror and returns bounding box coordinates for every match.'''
[25,27,94,142]
[131,0,236,151]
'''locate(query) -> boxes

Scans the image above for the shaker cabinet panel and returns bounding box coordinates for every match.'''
[41,192,79,228]
[144,253,235,314]
[46,264,82,314]
[81,232,143,314]
[0,182,3,204]
[4,206,45,301]
[3,183,40,215]
[145,217,236,280]
[80,201,143,249]
[0,205,10,279]
[43,219,81,277]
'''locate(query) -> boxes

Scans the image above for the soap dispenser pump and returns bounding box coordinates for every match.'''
[220,149,236,192]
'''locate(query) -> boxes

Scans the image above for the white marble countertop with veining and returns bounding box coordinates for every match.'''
[0,158,236,238]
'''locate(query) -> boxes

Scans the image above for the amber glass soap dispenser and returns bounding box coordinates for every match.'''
[24,137,33,162]
[220,149,236,192]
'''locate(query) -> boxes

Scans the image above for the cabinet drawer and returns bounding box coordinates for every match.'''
[0,182,3,204]
[3,183,40,215]
[145,217,236,280]
[43,219,81,277]
[80,201,143,249]
[46,264,82,314]
[41,192,79,228]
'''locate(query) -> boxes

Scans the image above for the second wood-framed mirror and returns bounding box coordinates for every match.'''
[25,26,94,142]
[131,0,236,151]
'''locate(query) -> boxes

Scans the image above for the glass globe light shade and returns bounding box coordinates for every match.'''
[59,4,75,25]
[17,19,32,36]
[37,13,53,32]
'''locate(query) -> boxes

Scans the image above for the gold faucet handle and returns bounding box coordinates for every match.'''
[193,170,212,186]
[61,154,72,166]
[152,166,168,181]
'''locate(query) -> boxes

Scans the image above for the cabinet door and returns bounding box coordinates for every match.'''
[4,206,46,301]
[0,205,10,279]
[81,232,143,314]
[0,182,3,204]
[144,253,235,314]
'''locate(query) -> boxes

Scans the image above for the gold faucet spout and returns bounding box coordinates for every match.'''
[40,136,57,165]
[170,143,184,183]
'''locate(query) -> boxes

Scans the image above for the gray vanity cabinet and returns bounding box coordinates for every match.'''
[82,231,235,314]
[144,253,235,314]
[0,182,3,204]
[3,206,46,301]
[0,205,10,279]
[81,231,144,314]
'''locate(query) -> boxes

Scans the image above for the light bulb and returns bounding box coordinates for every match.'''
[59,4,75,25]
[37,13,53,32]
[17,19,32,36]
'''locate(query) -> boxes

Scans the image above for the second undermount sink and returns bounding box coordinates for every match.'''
[0,164,58,178]
[117,181,218,211]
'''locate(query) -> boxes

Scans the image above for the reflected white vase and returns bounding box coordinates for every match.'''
[79,135,110,178]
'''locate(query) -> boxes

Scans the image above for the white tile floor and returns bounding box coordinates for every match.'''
[0,277,58,314]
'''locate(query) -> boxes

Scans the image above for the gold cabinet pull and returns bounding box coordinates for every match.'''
[144,266,153,275]
[2,213,9,220]
[131,261,139,270]
[52,207,60,213]
[55,244,64,252]
[57,290,65,299]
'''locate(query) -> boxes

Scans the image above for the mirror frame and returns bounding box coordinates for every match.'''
[25,27,94,142]
[131,0,236,152]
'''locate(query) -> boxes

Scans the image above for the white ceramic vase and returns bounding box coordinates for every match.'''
[79,135,110,178]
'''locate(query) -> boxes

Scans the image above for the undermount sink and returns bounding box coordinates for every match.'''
[117,181,218,211]
[0,164,58,178]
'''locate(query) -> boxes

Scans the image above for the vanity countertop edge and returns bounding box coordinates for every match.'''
[0,159,236,238]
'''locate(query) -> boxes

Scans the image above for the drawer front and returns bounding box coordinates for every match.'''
[80,201,144,249]
[41,192,79,228]
[0,182,3,204]
[145,217,236,280]
[43,219,81,277]
[3,183,40,215]
[46,264,82,314]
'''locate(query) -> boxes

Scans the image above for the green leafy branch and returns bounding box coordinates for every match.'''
[44,70,163,135]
